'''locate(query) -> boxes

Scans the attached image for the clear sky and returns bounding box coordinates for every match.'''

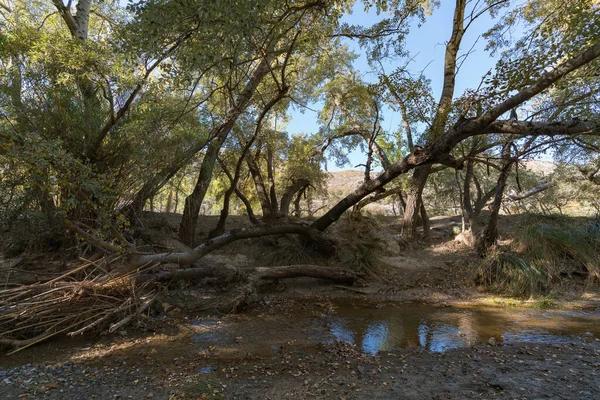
[286,0,501,171]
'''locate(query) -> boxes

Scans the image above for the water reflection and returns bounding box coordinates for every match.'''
[191,301,600,356]
[323,303,600,354]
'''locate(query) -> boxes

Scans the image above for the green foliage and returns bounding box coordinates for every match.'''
[482,0,600,112]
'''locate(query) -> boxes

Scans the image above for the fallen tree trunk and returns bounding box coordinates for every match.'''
[134,264,356,285]
[125,223,334,272]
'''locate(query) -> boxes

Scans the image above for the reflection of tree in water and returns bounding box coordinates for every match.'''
[326,305,514,353]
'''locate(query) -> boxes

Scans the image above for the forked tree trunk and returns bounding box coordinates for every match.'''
[247,152,276,219]
[402,165,431,239]
[180,133,228,245]
[279,179,309,217]
[477,143,512,254]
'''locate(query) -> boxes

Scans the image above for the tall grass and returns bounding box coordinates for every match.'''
[478,215,600,296]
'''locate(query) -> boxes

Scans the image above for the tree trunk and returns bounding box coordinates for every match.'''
[478,143,513,254]
[121,223,334,271]
[293,186,306,217]
[279,179,309,217]
[402,165,431,240]
[179,133,228,245]
[212,158,260,235]
[135,265,355,285]
[267,145,278,214]
[165,190,173,213]
[246,152,275,218]
[420,202,430,239]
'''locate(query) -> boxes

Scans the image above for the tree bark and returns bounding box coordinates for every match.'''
[402,165,431,239]
[135,265,356,285]
[279,179,309,217]
[478,142,513,254]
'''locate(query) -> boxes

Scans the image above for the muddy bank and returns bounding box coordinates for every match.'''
[1,339,599,399]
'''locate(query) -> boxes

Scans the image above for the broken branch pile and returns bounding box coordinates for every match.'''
[0,264,156,355]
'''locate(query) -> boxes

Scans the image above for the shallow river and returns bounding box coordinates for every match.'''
[192,300,600,356]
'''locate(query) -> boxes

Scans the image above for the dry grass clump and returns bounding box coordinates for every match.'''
[0,261,156,354]
[259,241,319,266]
[478,215,600,296]
[338,241,385,278]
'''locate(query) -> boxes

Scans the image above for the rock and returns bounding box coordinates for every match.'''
[488,337,497,346]
[487,379,504,390]
[356,366,366,377]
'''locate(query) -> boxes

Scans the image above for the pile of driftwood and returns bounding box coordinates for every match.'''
[0,259,157,354]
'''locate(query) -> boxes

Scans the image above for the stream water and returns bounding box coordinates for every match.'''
[192,300,600,356]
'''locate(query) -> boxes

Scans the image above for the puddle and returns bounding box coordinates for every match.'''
[192,300,600,355]
[322,303,600,353]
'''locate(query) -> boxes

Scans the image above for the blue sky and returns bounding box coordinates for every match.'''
[286,1,501,171]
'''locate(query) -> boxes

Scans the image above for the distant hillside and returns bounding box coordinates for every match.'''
[521,160,556,176]
[325,170,365,197]
[325,160,557,196]
[320,160,557,216]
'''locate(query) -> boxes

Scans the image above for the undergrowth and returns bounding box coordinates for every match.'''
[338,241,385,278]
[333,216,388,279]
[259,241,319,266]
[478,215,600,297]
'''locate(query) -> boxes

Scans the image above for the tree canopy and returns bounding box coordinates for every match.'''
[1,0,599,255]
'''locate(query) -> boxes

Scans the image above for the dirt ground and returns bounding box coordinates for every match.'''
[1,213,600,399]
